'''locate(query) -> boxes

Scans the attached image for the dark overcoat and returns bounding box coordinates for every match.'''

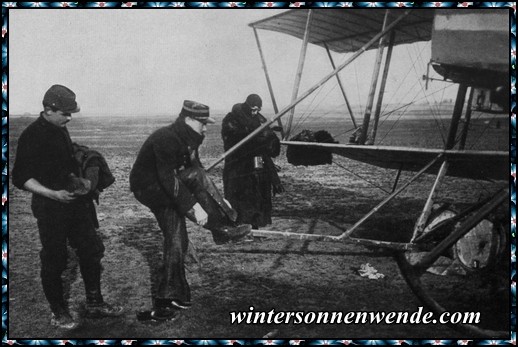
[129,119,203,215]
[221,103,280,228]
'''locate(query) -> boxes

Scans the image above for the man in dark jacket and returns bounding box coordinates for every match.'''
[222,94,284,229]
[130,100,251,322]
[11,85,123,330]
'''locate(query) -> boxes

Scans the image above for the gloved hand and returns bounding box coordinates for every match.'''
[192,202,208,226]
[273,183,285,196]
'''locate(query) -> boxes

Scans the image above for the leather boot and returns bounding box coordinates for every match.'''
[81,263,124,318]
[179,166,238,222]
[81,262,103,304]
[200,178,238,222]
[50,305,78,330]
[210,224,252,245]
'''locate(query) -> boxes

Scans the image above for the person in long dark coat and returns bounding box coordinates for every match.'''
[222,94,284,229]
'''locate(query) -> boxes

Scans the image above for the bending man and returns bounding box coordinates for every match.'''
[130,100,251,322]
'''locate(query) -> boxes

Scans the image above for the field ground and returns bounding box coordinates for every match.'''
[7,111,510,339]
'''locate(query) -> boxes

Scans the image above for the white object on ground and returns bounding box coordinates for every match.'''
[358,263,385,279]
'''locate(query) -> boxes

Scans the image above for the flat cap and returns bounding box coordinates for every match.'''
[42,84,80,113]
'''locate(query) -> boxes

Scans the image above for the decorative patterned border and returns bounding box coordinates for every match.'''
[1,2,515,345]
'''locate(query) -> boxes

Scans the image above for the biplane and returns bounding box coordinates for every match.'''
[207,9,510,338]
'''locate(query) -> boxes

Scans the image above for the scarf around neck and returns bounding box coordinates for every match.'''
[172,117,204,150]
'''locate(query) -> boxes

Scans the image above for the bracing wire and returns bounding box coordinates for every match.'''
[376,84,455,145]
[464,110,502,151]
[291,78,330,134]
[332,158,391,194]
[433,107,505,196]
[376,43,443,127]
[331,101,414,140]
[286,70,455,149]
[376,104,414,145]
[379,44,425,117]
[386,46,432,110]
[292,43,446,143]
[406,43,448,144]
[408,42,464,147]
[292,82,344,136]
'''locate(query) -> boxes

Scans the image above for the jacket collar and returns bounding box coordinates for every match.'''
[37,112,69,131]
[172,117,204,149]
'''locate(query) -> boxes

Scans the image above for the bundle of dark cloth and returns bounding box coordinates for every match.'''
[286,130,338,166]
[68,143,116,203]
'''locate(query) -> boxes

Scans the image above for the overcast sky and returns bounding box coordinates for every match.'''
[9,9,449,117]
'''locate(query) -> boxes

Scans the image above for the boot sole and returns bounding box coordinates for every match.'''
[51,322,79,330]
[229,225,252,240]
[136,310,178,322]
[170,300,192,310]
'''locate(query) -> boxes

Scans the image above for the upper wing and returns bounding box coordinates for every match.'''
[282,141,508,181]
[249,9,435,53]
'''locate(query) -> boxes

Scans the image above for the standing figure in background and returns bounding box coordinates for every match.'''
[11,85,123,330]
[221,94,284,229]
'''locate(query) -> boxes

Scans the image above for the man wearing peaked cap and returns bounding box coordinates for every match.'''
[130,99,252,322]
[180,100,215,124]
[12,85,123,330]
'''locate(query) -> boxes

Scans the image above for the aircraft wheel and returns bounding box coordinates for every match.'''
[453,218,506,273]
[395,207,509,338]
[417,205,505,273]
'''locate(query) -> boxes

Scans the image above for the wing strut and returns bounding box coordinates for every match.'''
[369,29,396,145]
[336,153,443,240]
[324,42,358,129]
[391,165,403,193]
[253,27,285,139]
[285,9,313,140]
[358,10,391,145]
[445,83,468,149]
[207,9,412,172]
[411,160,450,242]
[459,87,475,150]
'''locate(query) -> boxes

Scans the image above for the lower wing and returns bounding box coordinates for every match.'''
[281,141,508,181]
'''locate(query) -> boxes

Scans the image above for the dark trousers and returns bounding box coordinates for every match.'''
[151,206,191,303]
[36,202,105,313]
[133,166,235,305]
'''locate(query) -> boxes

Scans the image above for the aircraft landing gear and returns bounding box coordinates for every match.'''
[395,193,509,338]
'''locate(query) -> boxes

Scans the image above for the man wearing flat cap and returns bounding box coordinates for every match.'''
[12,85,123,330]
[222,94,284,230]
[130,100,252,322]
